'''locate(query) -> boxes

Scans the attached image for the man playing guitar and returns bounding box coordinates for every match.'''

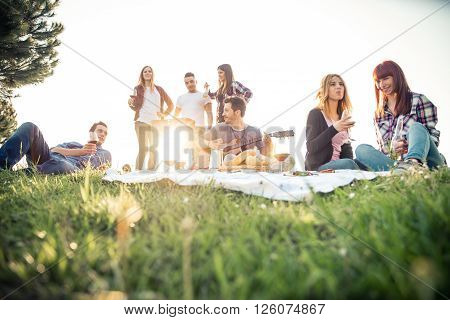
[204,96,295,158]
[204,97,265,155]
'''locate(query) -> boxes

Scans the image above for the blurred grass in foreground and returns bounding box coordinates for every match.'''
[0,168,448,299]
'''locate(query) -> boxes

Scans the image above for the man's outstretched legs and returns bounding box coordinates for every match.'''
[0,122,51,169]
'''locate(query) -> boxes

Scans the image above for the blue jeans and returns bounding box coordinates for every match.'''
[0,122,79,174]
[355,122,445,171]
[317,158,360,171]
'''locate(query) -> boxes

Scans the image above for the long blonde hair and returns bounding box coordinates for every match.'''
[316,74,352,119]
[138,65,155,91]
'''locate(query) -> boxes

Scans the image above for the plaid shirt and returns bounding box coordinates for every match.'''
[375,92,440,154]
[209,81,253,123]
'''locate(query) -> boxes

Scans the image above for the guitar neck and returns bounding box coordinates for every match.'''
[223,136,262,153]
[222,130,294,153]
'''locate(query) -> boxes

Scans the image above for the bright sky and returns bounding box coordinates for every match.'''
[13,0,450,169]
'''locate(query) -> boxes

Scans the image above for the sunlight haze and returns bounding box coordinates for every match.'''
[12,0,450,169]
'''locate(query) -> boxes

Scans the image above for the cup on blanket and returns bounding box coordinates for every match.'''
[175,161,186,170]
[209,149,223,169]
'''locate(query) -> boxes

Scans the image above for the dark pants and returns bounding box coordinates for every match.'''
[0,122,79,174]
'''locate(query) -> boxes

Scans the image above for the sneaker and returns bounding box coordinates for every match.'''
[393,158,428,175]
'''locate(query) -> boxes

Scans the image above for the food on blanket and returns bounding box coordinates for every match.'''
[223,153,237,166]
[221,150,292,171]
[122,164,132,173]
[259,154,271,165]
[175,161,186,170]
[319,168,335,173]
[246,154,271,167]
[246,155,257,167]
[293,171,314,176]
[230,149,258,166]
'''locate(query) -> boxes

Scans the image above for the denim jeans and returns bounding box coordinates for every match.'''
[317,158,360,171]
[0,122,79,174]
[354,144,395,171]
[355,122,445,171]
[404,122,444,168]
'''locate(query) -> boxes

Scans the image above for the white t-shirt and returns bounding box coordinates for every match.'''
[176,91,211,127]
[136,88,161,123]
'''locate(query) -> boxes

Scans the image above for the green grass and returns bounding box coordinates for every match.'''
[0,168,449,299]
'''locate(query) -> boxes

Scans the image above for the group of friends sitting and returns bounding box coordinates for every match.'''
[0,60,445,175]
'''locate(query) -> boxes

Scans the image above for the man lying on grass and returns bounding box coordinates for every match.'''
[0,121,111,174]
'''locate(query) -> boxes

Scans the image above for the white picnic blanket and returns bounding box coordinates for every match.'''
[103,169,387,202]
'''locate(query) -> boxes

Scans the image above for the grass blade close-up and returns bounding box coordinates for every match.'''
[0,168,448,299]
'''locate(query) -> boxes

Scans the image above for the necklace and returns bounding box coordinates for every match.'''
[231,125,246,145]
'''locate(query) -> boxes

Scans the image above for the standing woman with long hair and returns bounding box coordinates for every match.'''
[128,66,174,170]
[355,60,444,172]
[305,74,359,171]
[204,64,253,124]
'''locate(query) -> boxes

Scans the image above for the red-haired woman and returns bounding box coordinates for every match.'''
[128,66,173,170]
[355,60,445,172]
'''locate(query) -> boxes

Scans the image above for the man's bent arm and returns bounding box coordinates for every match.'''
[51,147,83,157]
[51,144,96,157]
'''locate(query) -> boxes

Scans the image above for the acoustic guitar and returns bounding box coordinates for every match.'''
[223,129,295,154]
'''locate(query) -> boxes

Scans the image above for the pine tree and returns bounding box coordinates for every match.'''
[0,90,17,144]
[0,0,63,90]
[0,0,63,142]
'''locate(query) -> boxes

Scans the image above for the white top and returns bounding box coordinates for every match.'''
[176,91,211,127]
[137,88,161,123]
